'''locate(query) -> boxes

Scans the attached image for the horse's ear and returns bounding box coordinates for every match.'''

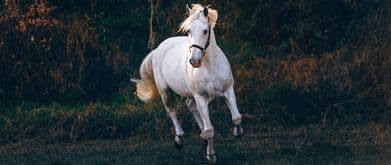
[203,6,208,17]
[186,4,191,16]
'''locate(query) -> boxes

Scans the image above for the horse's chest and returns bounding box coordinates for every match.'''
[188,75,229,97]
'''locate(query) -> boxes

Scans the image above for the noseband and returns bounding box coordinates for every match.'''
[189,25,211,57]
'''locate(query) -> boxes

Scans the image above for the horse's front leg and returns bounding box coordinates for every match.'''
[186,98,204,131]
[223,86,243,137]
[186,98,208,150]
[194,94,216,162]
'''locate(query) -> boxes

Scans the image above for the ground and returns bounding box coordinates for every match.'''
[1,123,390,164]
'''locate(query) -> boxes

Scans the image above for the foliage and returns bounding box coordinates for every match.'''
[0,0,388,103]
[1,0,148,103]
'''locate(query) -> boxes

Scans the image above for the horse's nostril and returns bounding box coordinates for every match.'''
[189,58,202,66]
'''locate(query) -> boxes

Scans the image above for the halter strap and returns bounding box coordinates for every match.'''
[189,25,211,57]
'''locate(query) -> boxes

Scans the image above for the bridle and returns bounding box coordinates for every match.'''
[189,24,211,57]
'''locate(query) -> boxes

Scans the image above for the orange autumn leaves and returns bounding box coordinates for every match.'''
[15,0,59,33]
[234,57,321,92]
[282,57,320,92]
[234,46,390,108]
[233,50,348,94]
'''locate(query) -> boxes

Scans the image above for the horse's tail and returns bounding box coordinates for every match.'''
[131,52,159,102]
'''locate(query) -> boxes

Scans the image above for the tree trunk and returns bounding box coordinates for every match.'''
[268,0,278,44]
[148,0,156,50]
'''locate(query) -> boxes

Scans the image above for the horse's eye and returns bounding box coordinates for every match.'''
[203,29,208,35]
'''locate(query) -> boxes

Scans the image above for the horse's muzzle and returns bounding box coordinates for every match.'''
[189,58,202,68]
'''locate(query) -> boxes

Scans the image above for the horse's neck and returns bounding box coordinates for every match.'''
[209,29,217,49]
[204,30,219,66]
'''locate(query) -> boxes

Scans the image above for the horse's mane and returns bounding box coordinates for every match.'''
[178,4,218,33]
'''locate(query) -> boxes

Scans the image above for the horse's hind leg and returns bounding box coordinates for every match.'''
[223,86,243,137]
[159,89,184,149]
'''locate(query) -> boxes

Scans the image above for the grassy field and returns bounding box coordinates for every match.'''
[0,101,390,164]
[0,124,390,164]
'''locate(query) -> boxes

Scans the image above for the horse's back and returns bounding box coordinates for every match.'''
[151,36,193,97]
[153,36,189,61]
[156,36,187,47]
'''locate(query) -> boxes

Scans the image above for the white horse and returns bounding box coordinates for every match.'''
[132,4,243,162]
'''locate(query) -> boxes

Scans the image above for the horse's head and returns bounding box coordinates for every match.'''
[179,4,218,68]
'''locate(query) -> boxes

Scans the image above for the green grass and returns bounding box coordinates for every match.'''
[0,100,170,142]
[0,123,390,164]
[0,87,390,164]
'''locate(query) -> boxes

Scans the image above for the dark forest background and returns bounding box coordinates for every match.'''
[0,0,390,144]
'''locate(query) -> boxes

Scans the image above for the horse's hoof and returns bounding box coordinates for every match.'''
[206,154,216,164]
[174,135,184,149]
[233,125,243,137]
